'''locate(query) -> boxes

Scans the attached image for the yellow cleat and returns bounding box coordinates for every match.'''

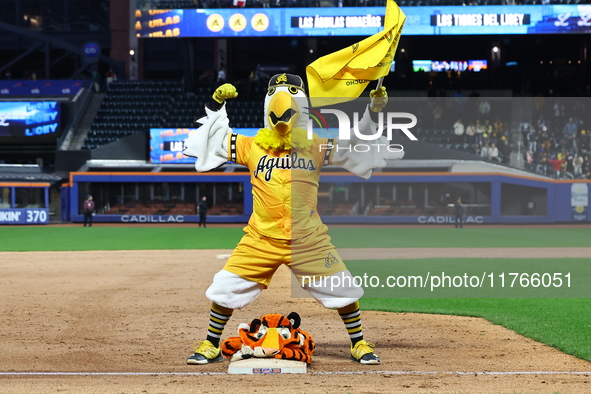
[186,340,223,365]
[350,340,381,365]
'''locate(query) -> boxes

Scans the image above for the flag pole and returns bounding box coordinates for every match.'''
[375,77,384,90]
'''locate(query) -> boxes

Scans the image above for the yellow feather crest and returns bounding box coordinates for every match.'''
[253,127,318,151]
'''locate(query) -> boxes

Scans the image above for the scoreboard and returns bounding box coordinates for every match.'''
[149,128,194,164]
[0,102,61,139]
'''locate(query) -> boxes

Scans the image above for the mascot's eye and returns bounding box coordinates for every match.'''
[267,87,276,96]
[255,326,267,339]
[279,328,291,340]
[288,86,299,95]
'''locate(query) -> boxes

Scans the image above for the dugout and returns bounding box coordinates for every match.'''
[66,172,590,224]
[68,172,249,224]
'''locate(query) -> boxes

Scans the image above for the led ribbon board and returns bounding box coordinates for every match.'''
[136,5,591,37]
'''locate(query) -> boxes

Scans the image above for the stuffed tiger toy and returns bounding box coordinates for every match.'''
[221,312,315,364]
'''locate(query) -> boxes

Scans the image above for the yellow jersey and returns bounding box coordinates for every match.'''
[228,133,333,240]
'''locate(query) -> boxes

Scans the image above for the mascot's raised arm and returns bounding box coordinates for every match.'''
[183,74,402,367]
[183,83,238,172]
[183,74,403,177]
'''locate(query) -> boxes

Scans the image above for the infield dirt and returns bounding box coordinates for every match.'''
[1,248,590,393]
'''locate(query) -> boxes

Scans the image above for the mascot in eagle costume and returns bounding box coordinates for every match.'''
[183,73,402,366]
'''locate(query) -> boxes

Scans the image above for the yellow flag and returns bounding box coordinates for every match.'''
[306,0,405,106]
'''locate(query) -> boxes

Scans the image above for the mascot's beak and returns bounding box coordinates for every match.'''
[254,327,280,357]
[268,91,299,136]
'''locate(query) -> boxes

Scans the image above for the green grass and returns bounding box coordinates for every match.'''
[1,226,591,251]
[361,298,591,362]
[0,227,242,251]
[350,257,591,361]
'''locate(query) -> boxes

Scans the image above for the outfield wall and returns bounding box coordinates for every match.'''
[0,183,51,225]
[64,172,590,224]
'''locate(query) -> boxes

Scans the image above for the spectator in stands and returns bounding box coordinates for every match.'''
[453,119,464,136]
[539,128,550,151]
[553,101,565,121]
[4,69,11,80]
[566,152,575,175]
[481,143,491,160]
[465,122,475,143]
[548,155,566,178]
[482,132,490,146]
[574,154,584,177]
[217,66,226,84]
[499,138,511,164]
[83,195,95,227]
[563,118,577,137]
[538,155,549,175]
[198,196,209,228]
[489,143,500,163]
[483,119,492,136]
[580,130,590,151]
[529,128,539,154]
[105,69,117,87]
[537,116,548,133]
[493,117,505,135]
[475,119,484,145]
[454,197,463,229]
[478,99,490,118]
[490,127,501,146]
[524,150,534,171]
[582,156,591,179]
[519,119,532,146]
[92,68,102,93]
[575,121,586,143]
[562,133,577,152]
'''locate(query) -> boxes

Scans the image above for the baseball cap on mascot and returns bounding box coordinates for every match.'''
[264,73,310,137]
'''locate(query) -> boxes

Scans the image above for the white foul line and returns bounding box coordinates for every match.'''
[0,371,590,377]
